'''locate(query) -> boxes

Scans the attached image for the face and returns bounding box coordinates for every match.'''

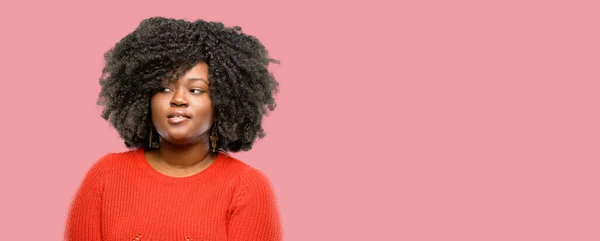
[151,62,214,146]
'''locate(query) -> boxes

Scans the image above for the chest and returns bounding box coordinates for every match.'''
[100,178,234,240]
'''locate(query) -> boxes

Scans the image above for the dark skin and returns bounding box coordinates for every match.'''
[144,62,218,178]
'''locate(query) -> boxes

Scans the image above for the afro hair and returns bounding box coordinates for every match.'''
[96,16,279,152]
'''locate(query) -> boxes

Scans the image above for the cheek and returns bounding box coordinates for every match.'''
[196,103,214,122]
[150,96,167,121]
[191,101,214,128]
[191,97,213,115]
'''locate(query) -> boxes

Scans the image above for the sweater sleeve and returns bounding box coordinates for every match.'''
[64,154,108,241]
[227,167,283,241]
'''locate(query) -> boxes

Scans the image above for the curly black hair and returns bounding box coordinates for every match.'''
[96,16,279,152]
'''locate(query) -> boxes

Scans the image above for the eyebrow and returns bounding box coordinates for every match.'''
[187,77,208,85]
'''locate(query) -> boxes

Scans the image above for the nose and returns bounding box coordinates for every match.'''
[170,90,189,107]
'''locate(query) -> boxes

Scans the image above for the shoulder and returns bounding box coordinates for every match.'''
[219,154,276,198]
[84,149,142,176]
[239,165,275,191]
[223,155,280,219]
[78,149,143,188]
[93,148,142,167]
[218,153,274,186]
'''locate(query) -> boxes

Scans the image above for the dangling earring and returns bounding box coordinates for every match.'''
[149,127,159,148]
[209,121,219,152]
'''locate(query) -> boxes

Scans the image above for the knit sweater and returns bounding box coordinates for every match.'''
[64,148,282,241]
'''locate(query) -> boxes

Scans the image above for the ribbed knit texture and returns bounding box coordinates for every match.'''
[64,148,282,241]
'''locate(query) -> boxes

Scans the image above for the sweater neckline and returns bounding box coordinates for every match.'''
[135,148,227,183]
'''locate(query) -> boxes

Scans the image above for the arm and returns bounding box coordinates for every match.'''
[227,167,283,241]
[64,156,107,241]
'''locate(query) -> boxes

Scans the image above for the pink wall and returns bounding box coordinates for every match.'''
[0,0,598,240]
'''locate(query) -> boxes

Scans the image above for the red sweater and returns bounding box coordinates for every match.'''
[64,149,282,241]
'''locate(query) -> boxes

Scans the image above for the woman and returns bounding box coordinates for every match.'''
[64,16,282,241]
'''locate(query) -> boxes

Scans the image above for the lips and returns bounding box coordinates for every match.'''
[167,110,191,124]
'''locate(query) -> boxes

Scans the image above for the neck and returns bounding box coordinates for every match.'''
[155,139,216,168]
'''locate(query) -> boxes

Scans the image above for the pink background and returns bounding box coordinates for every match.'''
[1,0,599,240]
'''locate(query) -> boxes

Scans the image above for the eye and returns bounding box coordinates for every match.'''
[159,87,172,92]
[190,89,205,94]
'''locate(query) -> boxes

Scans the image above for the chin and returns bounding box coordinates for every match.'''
[163,137,196,146]
[164,132,204,145]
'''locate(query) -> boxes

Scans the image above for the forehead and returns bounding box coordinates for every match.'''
[164,62,210,84]
[183,62,209,78]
